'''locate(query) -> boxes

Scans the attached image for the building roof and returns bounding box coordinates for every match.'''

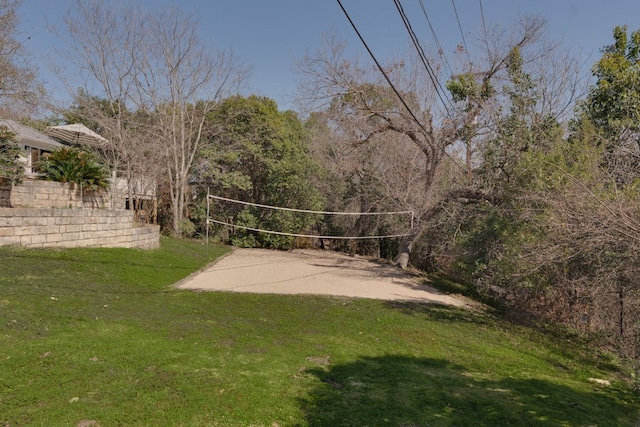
[0,119,64,151]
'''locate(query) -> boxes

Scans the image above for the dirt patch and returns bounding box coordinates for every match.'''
[178,248,467,307]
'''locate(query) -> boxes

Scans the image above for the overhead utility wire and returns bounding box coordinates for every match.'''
[336,0,464,170]
[335,0,427,134]
[479,0,488,41]
[393,0,454,118]
[417,0,454,78]
[451,0,472,63]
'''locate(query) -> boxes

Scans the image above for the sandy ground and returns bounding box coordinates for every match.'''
[177,248,467,307]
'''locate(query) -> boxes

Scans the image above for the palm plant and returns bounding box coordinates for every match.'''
[36,147,109,191]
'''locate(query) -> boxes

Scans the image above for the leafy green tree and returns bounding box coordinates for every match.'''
[479,48,563,193]
[36,146,109,191]
[0,124,23,184]
[420,47,567,310]
[583,26,640,137]
[197,95,324,249]
[454,49,561,286]
[579,25,640,185]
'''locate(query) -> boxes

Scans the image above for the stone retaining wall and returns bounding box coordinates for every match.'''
[0,207,160,249]
[0,184,9,207]
[1,179,124,210]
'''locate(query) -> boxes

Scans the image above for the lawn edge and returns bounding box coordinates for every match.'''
[171,244,235,289]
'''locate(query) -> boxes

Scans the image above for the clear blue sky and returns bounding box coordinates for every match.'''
[16,0,640,112]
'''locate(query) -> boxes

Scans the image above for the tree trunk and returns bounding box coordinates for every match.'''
[619,286,625,338]
[395,227,418,270]
[171,181,181,236]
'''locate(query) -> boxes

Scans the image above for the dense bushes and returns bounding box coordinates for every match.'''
[409,32,640,358]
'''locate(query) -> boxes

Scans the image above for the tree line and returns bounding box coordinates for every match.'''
[1,0,640,359]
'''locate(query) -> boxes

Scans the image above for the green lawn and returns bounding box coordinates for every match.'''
[0,237,638,426]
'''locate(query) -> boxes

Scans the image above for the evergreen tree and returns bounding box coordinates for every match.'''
[0,125,23,184]
[579,25,640,185]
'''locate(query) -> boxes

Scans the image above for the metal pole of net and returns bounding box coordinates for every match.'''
[206,194,414,241]
[205,187,210,248]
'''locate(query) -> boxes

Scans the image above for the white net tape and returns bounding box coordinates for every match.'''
[207,194,414,240]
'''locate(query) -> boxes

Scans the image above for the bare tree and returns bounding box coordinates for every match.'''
[55,2,160,213]
[0,0,44,116]
[306,109,430,257]
[131,7,249,233]
[57,0,248,233]
[296,17,556,268]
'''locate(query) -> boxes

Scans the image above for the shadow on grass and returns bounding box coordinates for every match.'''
[299,355,635,427]
[306,260,411,282]
[383,300,494,325]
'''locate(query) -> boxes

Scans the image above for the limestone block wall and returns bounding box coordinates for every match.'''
[0,184,9,207]
[0,207,160,249]
[6,179,124,210]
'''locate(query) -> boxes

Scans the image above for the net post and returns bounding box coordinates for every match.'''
[206,187,210,248]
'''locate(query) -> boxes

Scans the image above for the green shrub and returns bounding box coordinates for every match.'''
[178,218,196,238]
[36,146,109,190]
[0,125,24,184]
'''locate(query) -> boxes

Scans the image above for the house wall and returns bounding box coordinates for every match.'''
[0,207,160,249]
[7,179,125,210]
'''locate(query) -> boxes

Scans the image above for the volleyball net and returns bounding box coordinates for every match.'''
[206,194,414,244]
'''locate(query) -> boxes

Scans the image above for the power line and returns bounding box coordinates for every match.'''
[479,0,488,42]
[451,0,472,63]
[417,0,454,78]
[335,0,464,170]
[393,0,454,116]
[335,0,428,134]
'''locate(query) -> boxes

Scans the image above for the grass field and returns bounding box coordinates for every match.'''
[1,237,638,426]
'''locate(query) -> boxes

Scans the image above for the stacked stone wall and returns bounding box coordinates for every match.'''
[0,207,159,249]
[7,179,124,210]
[0,183,9,207]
